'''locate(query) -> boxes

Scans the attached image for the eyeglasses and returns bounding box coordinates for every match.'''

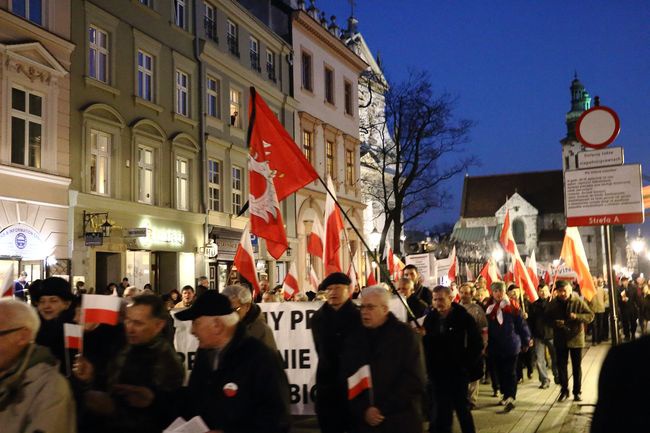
[0,327,24,337]
[359,304,379,311]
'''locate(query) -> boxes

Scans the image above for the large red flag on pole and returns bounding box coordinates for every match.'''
[478,258,501,293]
[247,87,318,259]
[234,224,260,299]
[324,176,345,274]
[447,246,458,282]
[526,250,540,289]
[307,217,325,258]
[560,227,596,301]
[365,254,377,286]
[499,209,538,302]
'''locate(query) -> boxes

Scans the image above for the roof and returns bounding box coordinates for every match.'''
[451,225,502,242]
[460,170,565,218]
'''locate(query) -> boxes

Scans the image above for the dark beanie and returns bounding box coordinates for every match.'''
[318,272,351,292]
[38,277,73,301]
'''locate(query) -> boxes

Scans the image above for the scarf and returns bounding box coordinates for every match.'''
[486,299,514,325]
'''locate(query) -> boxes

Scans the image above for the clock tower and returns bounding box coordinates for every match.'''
[560,73,592,172]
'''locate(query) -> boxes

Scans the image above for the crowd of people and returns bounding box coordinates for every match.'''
[0,265,647,433]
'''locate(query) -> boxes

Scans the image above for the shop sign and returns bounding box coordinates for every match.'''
[84,232,103,246]
[0,224,47,259]
[137,220,185,248]
[124,227,148,238]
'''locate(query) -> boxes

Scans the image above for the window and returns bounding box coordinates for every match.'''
[139,0,152,6]
[513,219,526,244]
[11,87,42,168]
[90,130,111,195]
[137,50,154,101]
[326,140,335,179]
[249,37,260,72]
[302,130,313,162]
[266,50,276,82]
[208,159,221,211]
[174,0,186,29]
[205,3,217,42]
[229,88,241,128]
[345,149,354,187]
[301,51,312,91]
[232,165,243,214]
[12,0,42,25]
[344,80,353,115]
[227,20,239,57]
[138,145,154,204]
[88,26,109,83]
[175,156,189,210]
[324,66,334,104]
[206,76,220,118]
[175,69,189,116]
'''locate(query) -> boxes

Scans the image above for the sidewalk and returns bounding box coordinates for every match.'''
[291,343,610,433]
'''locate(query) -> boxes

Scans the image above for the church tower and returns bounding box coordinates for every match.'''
[560,73,592,172]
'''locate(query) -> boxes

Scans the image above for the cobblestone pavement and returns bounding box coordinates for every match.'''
[292,343,609,433]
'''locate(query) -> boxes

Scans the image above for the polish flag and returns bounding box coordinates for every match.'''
[526,250,540,289]
[324,176,345,274]
[447,246,458,282]
[347,364,372,400]
[465,262,474,282]
[394,254,405,280]
[234,224,261,299]
[478,258,501,293]
[308,265,319,292]
[499,210,517,256]
[385,244,395,279]
[1,263,14,297]
[307,218,325,258]
[560,227,596,301]
[82,294,122,325]
[63,323,82,350]
[282,261,300,300]
[365,255,377,286]
[544,264,552,285]
[499,210,538,302]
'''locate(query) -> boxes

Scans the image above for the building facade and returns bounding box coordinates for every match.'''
[0,1,75,285]
[292,4,367,287]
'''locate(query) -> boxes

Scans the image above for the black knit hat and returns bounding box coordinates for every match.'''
[175,291,234,321]
[318,272,351,292]
[38,277,73,301]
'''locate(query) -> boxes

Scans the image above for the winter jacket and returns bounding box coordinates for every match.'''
[406,293,429,319]
[35,306,76,374]
[589,290,606,314]
[342,313,426,433]
[617,285,640,319]
[414,284,432,306]
[423,303,483,381]
[528,298,553,340]
[486,299,531,357]
[184,323,290,432]
[545,293,594,349]
[0,344,76,433]
[242,303,277,351]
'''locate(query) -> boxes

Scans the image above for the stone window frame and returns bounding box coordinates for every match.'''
[133,29,163,110]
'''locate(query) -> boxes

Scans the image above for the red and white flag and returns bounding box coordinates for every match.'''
[308,265,319,292]
[394,254,405,281]
[365,255,377,286]
[447,246,458,282]
[385,244,395,279]
[307,218,325,258]
[234,224,261,299]
[544,263,552,285]
[282,261,300,300]
[82,294,122,325]
[499,210,538,302]
[560,227,596,301]
[464,262,474,282]
[478,258,501,293]
[347,364,372,400]
[324,176,345,274]
[1,263,14,297]
[247,88,318,259]
[526,250,540,289]
[64,323,82,350]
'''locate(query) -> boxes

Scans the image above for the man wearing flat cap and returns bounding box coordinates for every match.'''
[176,291,290,433]
[311,272,363,433]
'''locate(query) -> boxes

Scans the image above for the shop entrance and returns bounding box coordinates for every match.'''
[96,252,121,292]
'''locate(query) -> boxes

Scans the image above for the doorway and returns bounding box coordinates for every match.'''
[96,252,121,292]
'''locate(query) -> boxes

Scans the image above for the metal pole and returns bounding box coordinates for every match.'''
[604,225,620,345]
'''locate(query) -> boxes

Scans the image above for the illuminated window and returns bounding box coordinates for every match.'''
[229,88,241,128]
[345,149,354,186]
[90,130,111,195]
[138,145,154,204]
[302,130,313,162]
[208,159,221,211]
[326,140,335,179]
[232,165,243,214]
[175,156,189,210]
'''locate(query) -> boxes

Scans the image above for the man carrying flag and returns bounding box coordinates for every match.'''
[342,286,426,433]
[246,87,318,259]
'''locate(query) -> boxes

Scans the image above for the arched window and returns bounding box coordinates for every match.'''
[513,219,526,244]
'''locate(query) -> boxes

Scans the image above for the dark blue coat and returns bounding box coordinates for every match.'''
[486,302,531,357]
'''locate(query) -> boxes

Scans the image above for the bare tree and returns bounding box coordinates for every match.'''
[361,70,476,258]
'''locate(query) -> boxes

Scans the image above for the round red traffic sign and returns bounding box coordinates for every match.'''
[576,106,620,149]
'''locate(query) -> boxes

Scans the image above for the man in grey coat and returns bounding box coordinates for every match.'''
[222,284,277,351]
[0,298,76,433]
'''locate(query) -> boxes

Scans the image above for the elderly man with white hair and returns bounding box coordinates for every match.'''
[0,298,76,433]
[175,291,290,433]
[221,284,276,350]
[342,285,427,433]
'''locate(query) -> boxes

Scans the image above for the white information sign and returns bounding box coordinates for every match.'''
[564,164,644,226]
[577,147,623,169]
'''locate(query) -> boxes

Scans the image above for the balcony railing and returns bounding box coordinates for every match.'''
[227,34,239,57]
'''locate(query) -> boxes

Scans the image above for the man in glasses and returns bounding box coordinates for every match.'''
[222,284,276,351]
[0,298,76,433]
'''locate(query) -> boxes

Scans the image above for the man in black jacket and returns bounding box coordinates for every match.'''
[311,272,362,433]
[404,265,432,306]
[617,277,639,341]
[424,285,482,433]
[176,291,290,432]
[342,285,426,433]
[527,284,558,388]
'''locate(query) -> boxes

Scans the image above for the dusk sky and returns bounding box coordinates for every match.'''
[326,1,650,232]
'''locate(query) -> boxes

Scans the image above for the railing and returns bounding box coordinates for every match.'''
[204,17,218,42]
[227,34,239,57]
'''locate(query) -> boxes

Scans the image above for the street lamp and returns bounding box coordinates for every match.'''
[370,227,381,251]
[632,237,645,254]
[491,248,503,262]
